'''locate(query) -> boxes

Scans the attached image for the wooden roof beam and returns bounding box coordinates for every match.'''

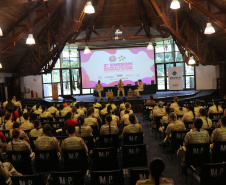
[0,0,45,9]
[0,0,67,53]
[183,0,226,30]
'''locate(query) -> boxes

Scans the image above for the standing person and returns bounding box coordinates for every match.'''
[134,79,144,98]
[136,158,174,185]
[94,80,104,100]
[117,79,125,99]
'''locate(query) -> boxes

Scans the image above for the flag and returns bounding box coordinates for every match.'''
[72,75,76,90]
[77,73,80,89]
[65,73,68,89]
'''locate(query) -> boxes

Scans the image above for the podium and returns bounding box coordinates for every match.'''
[106,92,113,98]
[127,91,134,98]
[51,83,58,100]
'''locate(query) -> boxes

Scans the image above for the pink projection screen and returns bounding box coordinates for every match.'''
[81,47,155,88]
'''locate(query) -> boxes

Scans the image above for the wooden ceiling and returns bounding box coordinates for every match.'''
[0,0,226,75]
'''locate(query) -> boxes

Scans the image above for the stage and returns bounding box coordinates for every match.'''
[43,89,216,103]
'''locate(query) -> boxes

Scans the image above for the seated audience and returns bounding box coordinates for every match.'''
[100,115,119,135]
[208,99,223,114]
[72,107,80,120]
[106,98,117,111]
[40,106,53,118]
[30,120,43,137]
[136,158,174,185]
[64,112,78,127]
[56,104,68,117]
[100,103,108,116]
[199,108,212,129]
[170,96,179,111]
[76,103,85,115]
[120,102,133,116]
[21,113,34,131]
[63,98,67,107]
[123,114,142,134]
[93,98,102,108]
[211,115,226,142]
[33,104,42,115]
[0,110,6,127]
[47,103,57,114]
[71,98,77,107]
[174,100,186,116]
[146,95,156,106]
[63,102,72,113]
[85,109,98,127]
[119,97,129,111]
[182,105,195,123]
[11,106,19,120]
[61,125,88,155]
[3,113,13,130]
[16,111,25,125]
[9,122,29,142]
[194,99,203,117]
[107,105,119,126]
[75,115,92,137]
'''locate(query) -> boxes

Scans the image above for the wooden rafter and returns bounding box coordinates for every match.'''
[0,0,45,9]
[0,0,67,53]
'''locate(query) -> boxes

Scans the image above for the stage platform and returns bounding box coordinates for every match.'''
[43,89,216,103]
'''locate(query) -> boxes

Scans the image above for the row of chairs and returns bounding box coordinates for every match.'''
[6,168,150,185]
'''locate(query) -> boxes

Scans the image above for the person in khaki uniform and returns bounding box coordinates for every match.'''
[170,97,179,111]
[174,100,186,116]
[106,105,119,127]
[100,115,119,135]
[93,98,102,108]
[123,114,142,134]
[211,115,226,142]
[63,102,72,113]
[35,124,61,154]
[3,113,14,130]
[33,104,42,115]
[136,158,174,185]
[75,104,85,116]
[121,110,139,128]
[30,120,43,137]
[0,161,22,185]
[117,79,125,98]
[21,113,34,131]
[160,113,186,146]
[134,79,144,98]
[182,105,195,123]
[106,98,117,112]
[56,104,68,117]
[47,103,58,114]
[120,102,133,117]
[119,98,129,111]
[146,95,156,106]
[199,108,212,129]
[153,102,166,118]
[72,107,80,121]
[177,119,210,170]
[159,107,171,133]
[194,99,203,117]
[75,115,93,137]
[100,103,108,116]
[94,80,104,100]
[208,99,223,115]
[40,106,53,118]
[9,122,29,143]
[79,102,87,115]
[7,128,32,155]
[85,109,98,127]
[16,111,25,125]
[61,125,88,155]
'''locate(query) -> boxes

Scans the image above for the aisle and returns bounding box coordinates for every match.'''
[137,114,189,185]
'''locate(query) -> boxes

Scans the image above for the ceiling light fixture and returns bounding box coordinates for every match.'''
[147,42,154,50]
[0,62,2,68]
[0,27,3,36]
[188,56,196,65]
[204,22,215,34]
[26,34,35,45]
[84,1,95,14]
[84,46,91,54]
[170,0,180,9]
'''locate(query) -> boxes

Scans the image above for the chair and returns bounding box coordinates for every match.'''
[184,121,193,129]
[123,132,143,145]
[82,136,95,151]
[91,125,100,138]
[50,171,84,185]
[62,149,88,171]
[91,170,124,185]
[185,143,210,167]
[35,150,59,172]
[1,130,10,139]
[56,136,67,146]
[204,128,214,136]
[122,144,147,168]
[55,117,65,122]
[212,141,226,163]
[29,137,37,151]
[7,151,32,174]
[99,134,119,148]
[40,117,53,123]
[130,169,149,185]
[92,147,118,171]
[52,121,64,128]
[11,175,45,185]
[191,163,226,185]
[209,113,223,120]
[177,115,183,120]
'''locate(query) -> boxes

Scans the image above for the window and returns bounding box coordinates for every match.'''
[155,39,195,90]
[42,45,81,97]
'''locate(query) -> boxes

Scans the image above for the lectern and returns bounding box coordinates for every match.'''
[52,83,58,100]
